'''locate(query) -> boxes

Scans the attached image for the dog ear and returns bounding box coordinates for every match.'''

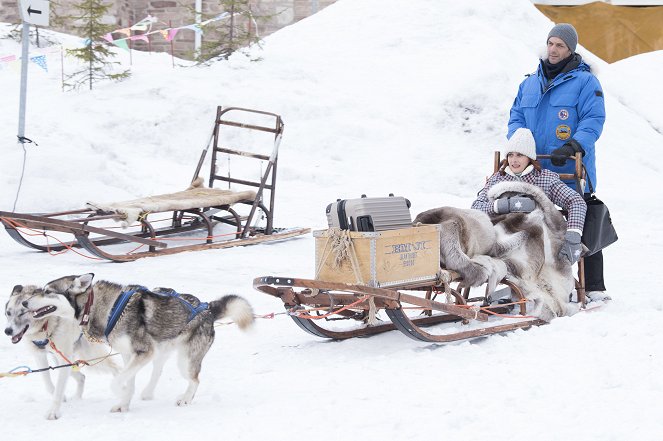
[10,285,23,296]
[72,273,95,292]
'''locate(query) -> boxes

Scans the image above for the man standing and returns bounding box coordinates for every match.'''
[507,23,608,301]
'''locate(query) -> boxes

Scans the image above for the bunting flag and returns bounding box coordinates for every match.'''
[201,12,229,26]
[30,55,48,72]
[115,28,131,37]
[1,54,17,62]
[167,28,180,41]
[130,35,149,43]
[102,12,235,45]
[111,39,130,51]
[130,15,157,31]
[181,24,203,35]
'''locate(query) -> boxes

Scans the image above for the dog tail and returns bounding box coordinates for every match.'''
[209,295,254,330]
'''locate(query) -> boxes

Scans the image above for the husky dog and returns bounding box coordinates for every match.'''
[488,181,577,321]
[4,285,120,420]
[42,273,254,413]
[414,207,507,292]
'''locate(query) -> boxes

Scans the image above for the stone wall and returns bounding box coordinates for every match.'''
[1,0,338,57]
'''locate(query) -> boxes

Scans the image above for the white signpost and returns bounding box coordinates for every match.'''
[19,0,50,27]
[14,0,49,210]
[17,0,50,146]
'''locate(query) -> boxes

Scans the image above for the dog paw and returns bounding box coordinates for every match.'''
[46,409,61,420]
[110,404,129,413]
[176,396,191,407]
[141,391,155,401]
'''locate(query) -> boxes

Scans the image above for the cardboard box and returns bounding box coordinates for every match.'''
[313,225,441,288]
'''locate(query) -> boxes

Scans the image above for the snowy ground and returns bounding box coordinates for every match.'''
[1,1,662,440]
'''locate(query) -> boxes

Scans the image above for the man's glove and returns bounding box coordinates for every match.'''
[493,196,535,214]
[550,139,585,167]
[559,230,582,264]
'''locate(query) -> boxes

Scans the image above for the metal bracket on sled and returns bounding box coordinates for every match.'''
[257,276,296,286]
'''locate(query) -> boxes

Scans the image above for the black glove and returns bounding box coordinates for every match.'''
[551,139,585,167]
[493,196,535,214]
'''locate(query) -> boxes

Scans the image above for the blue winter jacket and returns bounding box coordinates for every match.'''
[508,57,605,193]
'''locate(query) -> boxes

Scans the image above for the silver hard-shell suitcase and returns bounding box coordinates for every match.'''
[326,194,412,232]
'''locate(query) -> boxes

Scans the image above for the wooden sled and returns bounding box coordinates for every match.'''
[254,275,546,343]
[253,152,588,343]
[0,107,309,262]
[253,225,546,343]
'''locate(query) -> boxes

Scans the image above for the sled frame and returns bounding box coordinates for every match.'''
[254,276,546,343]
[0,107,309,262]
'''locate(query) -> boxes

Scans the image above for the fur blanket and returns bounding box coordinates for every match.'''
[415,182,577,321]
[413,207,507,294]
[487,181,576,321]
[87,177,257,226]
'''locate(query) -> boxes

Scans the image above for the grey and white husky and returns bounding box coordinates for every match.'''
[42,273,254,413]
[4,285,120,420]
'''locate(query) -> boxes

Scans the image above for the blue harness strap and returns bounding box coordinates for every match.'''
[104,286,209,339]
[105,286,147,339]
[150,288,209,322]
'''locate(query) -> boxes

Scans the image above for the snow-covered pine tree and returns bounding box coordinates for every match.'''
[194,0,268,63]
[64,0,129,90]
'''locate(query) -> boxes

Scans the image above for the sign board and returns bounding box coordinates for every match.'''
[19,0,50,27]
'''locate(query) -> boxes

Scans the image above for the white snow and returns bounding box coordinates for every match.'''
[1,1,662,440]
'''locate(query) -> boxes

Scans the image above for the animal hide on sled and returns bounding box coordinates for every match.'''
[86,177,257,227]
[413,207,507,293]
[488,181,577,321]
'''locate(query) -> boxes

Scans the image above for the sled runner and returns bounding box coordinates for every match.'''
[0,107,309,262]
[253,274,546,343]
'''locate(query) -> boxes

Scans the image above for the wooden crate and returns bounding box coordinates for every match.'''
[313,225,441,288]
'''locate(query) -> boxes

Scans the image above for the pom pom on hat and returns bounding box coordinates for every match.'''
[503,128,537,161]
[548,23,578,53]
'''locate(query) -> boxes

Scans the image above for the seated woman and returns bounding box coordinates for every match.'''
[471,128,587,264]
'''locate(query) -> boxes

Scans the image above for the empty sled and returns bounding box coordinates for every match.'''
[0,106,309,262]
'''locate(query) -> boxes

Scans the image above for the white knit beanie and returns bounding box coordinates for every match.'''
[503,128,537,161]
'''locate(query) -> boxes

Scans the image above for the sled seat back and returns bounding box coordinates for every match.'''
[493,151,585,193]
[205,106,284,237]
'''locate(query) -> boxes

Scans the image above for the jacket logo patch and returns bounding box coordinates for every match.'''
[556,125,571,140]
[558,109,569,120]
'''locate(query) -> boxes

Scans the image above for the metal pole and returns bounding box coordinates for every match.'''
[17,22,30,144]
[195,0,202,55]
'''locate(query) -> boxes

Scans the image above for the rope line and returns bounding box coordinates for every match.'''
[289,295,370,320]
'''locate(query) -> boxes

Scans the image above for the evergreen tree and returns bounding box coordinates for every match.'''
[194,0,268,63]
[64,0,129,90]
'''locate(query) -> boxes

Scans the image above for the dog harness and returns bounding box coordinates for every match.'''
[104,286,209,339]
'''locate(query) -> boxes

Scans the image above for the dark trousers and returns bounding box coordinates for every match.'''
[584,250,605,291]
[583,193,606,291]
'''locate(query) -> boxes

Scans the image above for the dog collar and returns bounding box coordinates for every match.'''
[32,322,50,349]
[80,288,94,326]
[32,338,50,349]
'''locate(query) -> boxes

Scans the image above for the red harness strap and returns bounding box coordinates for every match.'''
[80,288,94,326]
